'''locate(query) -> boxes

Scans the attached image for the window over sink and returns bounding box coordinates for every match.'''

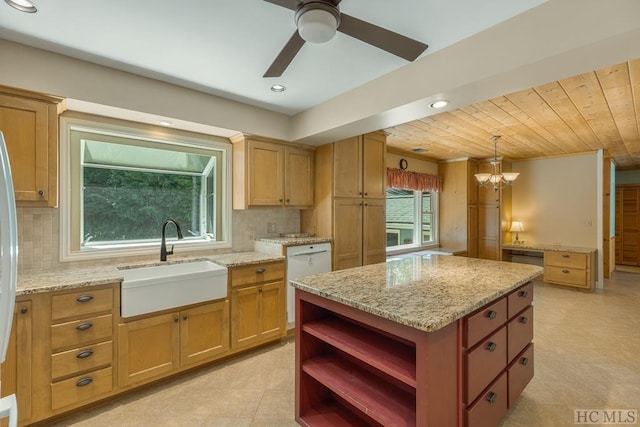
[385,188,438,251]
[60,114,231,260]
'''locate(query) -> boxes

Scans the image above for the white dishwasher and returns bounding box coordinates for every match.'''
[286,242,332,324]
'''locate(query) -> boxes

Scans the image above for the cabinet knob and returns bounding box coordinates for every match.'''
[38,189,45,196]
[521,357,529,366]
[76,377,93,387]
[363,202,368,206]
[279,199,283,203]
[183,315,188,321]
[286,199,290,203]
[519,316,528,324]
[486,310,497,320]
[20,307,28,314]
[364,192,368,196]
[358,192,363,195]
[174,317,179,323]
[562,269,570,274]
[519,290,528,298]
[259,288,263,293]
[76,322,93,331]
[486,392,498,403]
[562,254,570,258]
[256,268,266,274]
[76,295,94,303]
[76,350,93,359]
[486,342,497,352]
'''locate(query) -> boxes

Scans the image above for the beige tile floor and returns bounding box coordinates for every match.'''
[49,271,640,427]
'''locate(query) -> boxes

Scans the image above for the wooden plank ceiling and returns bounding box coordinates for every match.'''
[385,58,640,170]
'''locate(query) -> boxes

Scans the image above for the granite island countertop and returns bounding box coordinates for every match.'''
[290,255,543,333]
[17,251,285,296]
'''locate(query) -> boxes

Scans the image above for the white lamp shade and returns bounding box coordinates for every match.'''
[510,221,525,232]
[502,172,519,182]
[489,175,502,184]
[297,9,338,43]
[474,173,491,183]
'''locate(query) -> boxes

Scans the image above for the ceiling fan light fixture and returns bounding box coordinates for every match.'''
[4,0,37,13]
[295,3,340,44]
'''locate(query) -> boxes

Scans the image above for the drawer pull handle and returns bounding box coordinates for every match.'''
[562,254,570,258]
[76,377,93,387]
[76,350,93,359]
[519,316,528,324]
[562,269,570,273]
[486,310,497,320]
[183,315,188,321]
[76,323,93,331]
[521,357,529,366]
[256,268,266,274]
[519,290,528,297]
[20,307,28,314]
[76,295,94,303]
[486,392,498,403]
[486,342,497,352]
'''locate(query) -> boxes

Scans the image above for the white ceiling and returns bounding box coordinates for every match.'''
[0,0,545,115]
[2,0,640,151]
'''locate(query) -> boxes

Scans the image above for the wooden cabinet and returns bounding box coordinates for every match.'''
[231,134,314,209]
[0,86,63,207]
[49,287,115,412]
[0,300,32,427]
[615,185,640,266]
[544,250,593,289]
[118,300,229,387]
[302,131,386,270]
[230,261,286,350]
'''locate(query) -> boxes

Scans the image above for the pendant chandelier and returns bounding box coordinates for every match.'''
[474,135,519,192]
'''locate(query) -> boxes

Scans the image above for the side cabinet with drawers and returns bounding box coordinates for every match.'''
[463,282,534,427]
[544,250,593,290]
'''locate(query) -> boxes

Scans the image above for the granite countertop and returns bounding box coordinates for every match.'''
[17,251,285,296]
[502,243,596,253]
[290,255,543,333]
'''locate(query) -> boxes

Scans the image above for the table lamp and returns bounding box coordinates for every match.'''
[510,221,525,245]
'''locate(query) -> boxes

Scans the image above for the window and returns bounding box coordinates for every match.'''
[60,116,231,260]
[386,188,437,251]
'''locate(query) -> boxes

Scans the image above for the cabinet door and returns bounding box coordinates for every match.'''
[363,199,386,265]
[180,300,229,368]
[0,301,32,426]
[615,186,623,264]
[478,204,500,260]
[467,160,479,205]
[467,204,479,258]
[248,140,284,206]
[259,281,285,342]
[231,286,260,349]
[0,94,56,206]
[285,147,314,207]
[621,186,639,265]
[362,132,386,199]
[333,198,363,270]
[117,313,179,387]
[333,136,363,198]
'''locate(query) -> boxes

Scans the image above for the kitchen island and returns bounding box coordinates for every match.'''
[290,255,543,427]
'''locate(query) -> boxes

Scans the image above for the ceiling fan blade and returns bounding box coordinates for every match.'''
[338,13,428,61]
[263,31,306,78]
[263,0,300,11]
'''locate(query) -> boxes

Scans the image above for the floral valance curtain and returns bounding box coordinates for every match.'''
[387,168,442,192]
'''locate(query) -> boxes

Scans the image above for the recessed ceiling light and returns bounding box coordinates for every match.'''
[157,120,174,127]
[270,84,286,93]
[412,148,428,153]
[430,100,449,109]
[4,0,37,13]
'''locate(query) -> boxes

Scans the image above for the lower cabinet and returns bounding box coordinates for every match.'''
[118,299,229,387]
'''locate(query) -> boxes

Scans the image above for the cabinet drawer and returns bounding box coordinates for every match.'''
[51,340,113,381]
[544,266,588,287]
[51,314,113,351]
[507,282,533,319]
[52,288,113,321]
[230,262,284,287]
[507,306,533,363]
[545,251,587,269]
[508,344,534,407]
[51,366,113,410]
[466,372,508,427]
[466,326,507,404]
[465,298,507,348]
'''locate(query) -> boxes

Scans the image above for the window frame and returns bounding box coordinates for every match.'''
[385,188,439,255]
[59,115,232,261]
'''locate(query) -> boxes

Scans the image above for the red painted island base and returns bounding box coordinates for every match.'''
[295,282,534,427]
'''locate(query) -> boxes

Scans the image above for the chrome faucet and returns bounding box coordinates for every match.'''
[160,218,184,261]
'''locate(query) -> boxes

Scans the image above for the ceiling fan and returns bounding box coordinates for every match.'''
[263,0,429,77]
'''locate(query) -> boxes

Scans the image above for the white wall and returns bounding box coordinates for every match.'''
[616,169,640,184]
[512,153,600,246]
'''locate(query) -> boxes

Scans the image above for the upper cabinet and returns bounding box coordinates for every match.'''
[232,134,314,209]
[333,132,386,199]
[0,86,63,207]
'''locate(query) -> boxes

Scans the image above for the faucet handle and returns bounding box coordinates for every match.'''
[167,244,174,256]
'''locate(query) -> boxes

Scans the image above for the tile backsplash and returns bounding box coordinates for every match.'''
[17,207,300,273]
